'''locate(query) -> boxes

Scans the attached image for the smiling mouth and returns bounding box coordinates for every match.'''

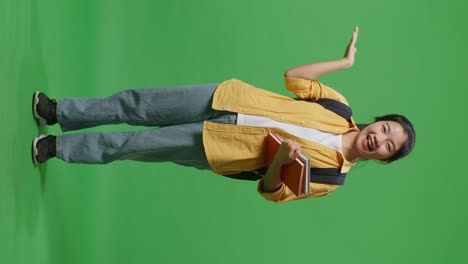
[366,135,373,151]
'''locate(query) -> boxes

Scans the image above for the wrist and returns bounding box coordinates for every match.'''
[341,58,353,69]
[272,155,287,168]
[264,158,283,180]
[263,159,284,192]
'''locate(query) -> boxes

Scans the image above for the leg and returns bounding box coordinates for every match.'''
[57,83,219,131]
[33,107,238,167]
[55,122,212,170]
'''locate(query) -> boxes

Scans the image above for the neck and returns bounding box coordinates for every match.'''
[342,131,360,162]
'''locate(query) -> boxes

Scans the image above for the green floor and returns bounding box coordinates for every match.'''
[1,0,467,263]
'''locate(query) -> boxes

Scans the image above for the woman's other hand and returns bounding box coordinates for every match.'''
[263,139,302,193]
[275,139,302,165]
[344,26,359,68]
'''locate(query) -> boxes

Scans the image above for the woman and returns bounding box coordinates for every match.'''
[31,27,416,203]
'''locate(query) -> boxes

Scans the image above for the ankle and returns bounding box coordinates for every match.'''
[49,135,57,157]
[51,101,58,124]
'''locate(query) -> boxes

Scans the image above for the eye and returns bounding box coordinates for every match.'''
[386,143,391,152]
[382,125,385,133]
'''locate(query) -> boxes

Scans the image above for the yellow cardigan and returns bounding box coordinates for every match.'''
[202,77,360,203]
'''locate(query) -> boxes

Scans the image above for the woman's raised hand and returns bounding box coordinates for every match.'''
[344,26,359,68]
[283,26,360,79]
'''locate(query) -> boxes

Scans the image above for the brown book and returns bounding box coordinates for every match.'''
[265,132,310,196]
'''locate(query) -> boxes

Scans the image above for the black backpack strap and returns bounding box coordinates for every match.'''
[223,171,262,181]
[223,167,267,181]
[308,98,351,184]
[315,98,353,122]
[224,167,346,185]
[309,168,347,185]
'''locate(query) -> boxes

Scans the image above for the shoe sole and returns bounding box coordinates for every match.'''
[33,92,47,126]
[32,134,47,164]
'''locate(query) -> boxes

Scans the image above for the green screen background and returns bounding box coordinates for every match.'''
[1,0,466,263]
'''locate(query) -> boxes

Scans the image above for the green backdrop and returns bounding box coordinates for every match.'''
[1,0,466,263]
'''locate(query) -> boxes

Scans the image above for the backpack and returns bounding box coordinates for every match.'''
[223,98,352,185]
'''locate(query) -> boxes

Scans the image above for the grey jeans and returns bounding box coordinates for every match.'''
[55,83,237,170]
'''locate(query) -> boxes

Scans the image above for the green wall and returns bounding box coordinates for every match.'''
[1,0,466,263]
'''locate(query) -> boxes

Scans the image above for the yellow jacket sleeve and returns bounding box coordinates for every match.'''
[257,178,340,203]
[285,77,349,105]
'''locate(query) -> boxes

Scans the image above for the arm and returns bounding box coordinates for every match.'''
[284,26,359,80]
[259,140,340,203]
[258,180,340,203]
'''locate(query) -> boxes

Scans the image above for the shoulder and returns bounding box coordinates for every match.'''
[285,77,350,105]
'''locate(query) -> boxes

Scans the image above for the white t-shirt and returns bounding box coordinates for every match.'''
[237,113,343,153]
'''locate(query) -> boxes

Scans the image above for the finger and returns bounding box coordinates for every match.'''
[295,148,302,156]
[289,151,298,160]
[286,140,297,147]
[351,26,359,45]
[290,143,299,150]
[348,27,358,46]
[291,147,301,155]
[294,152,299,159]
[292,150,301,159]
[350,33,357,47]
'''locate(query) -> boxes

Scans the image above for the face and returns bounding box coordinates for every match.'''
[355,121,408,161]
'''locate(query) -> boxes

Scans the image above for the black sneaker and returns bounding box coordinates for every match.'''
[32,135,57,164]
[33,92,57,126]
